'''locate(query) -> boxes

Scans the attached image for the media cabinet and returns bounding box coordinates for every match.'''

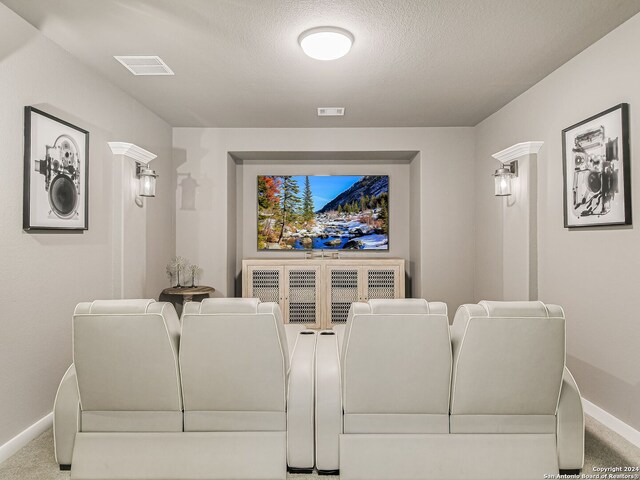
[242,258,405,329]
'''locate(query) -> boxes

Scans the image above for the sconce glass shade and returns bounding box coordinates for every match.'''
[493,167,514,196]
[138,168,158,197]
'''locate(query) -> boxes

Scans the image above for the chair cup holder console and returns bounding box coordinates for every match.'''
[54,298,584,480]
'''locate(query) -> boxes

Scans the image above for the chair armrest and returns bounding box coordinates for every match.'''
[54,364,81,467]
[287,330,317,470]
[333,324,346,353]
[284,324,306,360]
[557,367,584,470]
[315,330,343,473]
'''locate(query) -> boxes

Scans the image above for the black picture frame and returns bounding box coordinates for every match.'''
[562,103,631,228]
[23,107,90,231]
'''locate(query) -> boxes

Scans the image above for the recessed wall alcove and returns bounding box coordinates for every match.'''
[226,151,422,298]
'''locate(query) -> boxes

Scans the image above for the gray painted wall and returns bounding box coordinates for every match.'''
[474,13,640,430]
[0,4,173,447]
[173,127,476,311]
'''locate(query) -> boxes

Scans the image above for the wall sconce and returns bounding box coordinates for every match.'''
[493,161,518,196]
[108,142,158,207]
[137,163,158,198]
[491,141,543,198]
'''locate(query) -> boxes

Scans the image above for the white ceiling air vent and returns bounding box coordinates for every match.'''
[114,56,174,76]
[317,107,345,116]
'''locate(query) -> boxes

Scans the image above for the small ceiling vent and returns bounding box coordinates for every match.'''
[317,107,345,116]
[114,56,174,76]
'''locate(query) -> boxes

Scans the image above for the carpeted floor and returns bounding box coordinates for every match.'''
[0,415,638,479]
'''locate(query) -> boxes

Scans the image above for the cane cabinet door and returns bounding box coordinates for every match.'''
[326,266,361,328]
[362,265,403,301]
[284,266,322,329]
[246,265,284,308]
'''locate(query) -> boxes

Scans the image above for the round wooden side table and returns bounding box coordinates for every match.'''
[161,286,215,303]
[160,286,215,315]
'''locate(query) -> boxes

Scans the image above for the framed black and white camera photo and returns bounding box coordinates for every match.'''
[562,103,631,228]
[23,107,89,231]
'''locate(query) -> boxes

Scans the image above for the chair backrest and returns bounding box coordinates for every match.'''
[340,298,448,364]
[73,299,182,431]
[179,298,288,430]
[341,299,451,420]
[450,301,565,430]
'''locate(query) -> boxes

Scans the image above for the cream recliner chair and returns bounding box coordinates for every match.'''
[315,299,584,480]
[54,299,182,477]
[448,301,584,478]
[54,298,315,480]
[179,298,316,477]
[315,298,451,476]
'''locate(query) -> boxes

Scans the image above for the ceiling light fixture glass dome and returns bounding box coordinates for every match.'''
[298,27,354,60]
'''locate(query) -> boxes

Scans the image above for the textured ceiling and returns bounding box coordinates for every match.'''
[4,0,640,127]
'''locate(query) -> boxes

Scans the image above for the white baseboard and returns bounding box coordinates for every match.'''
[0,412,53,465]
[583,398,640,448]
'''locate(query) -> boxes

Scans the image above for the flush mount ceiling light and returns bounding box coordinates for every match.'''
[298,27,354,60]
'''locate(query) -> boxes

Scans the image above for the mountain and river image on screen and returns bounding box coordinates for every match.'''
[257,175,389,250]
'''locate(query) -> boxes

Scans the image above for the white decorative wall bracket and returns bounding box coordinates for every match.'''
[492,141,544,163]
[108,142,157,164]
[108,142,158,207]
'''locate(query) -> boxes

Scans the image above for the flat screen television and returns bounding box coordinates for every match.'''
[257,175,389,250]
